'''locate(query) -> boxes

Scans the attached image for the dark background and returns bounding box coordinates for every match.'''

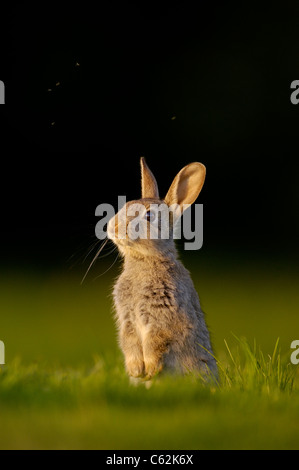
[1,2,298,272]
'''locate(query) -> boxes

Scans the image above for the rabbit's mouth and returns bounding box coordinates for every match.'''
[116,238,130,245]
[112,237,133,247]
[107,219,135,247]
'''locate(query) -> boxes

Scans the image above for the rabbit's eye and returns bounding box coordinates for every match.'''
[145,210,156,222]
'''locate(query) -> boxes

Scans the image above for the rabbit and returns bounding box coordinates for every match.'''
[107,157,217,380]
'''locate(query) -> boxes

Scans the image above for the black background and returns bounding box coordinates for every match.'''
[1,1,298,270]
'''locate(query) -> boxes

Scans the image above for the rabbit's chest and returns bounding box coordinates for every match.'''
[114,275,176,324]
[114,273,174,323]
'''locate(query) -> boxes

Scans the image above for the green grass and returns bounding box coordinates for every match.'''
[0,258,299,449]
[0,337,298,449]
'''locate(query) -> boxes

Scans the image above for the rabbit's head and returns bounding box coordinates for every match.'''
[107,157,206,258]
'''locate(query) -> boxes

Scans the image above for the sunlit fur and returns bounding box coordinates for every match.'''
[108,158,217,380]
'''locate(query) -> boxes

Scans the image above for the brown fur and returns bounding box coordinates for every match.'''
[107,158,217,380]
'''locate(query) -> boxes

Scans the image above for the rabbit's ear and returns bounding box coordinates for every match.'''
[140,157,159,199]
[164,162,206,211]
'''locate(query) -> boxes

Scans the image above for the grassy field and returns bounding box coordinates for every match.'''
[0,254,299,449]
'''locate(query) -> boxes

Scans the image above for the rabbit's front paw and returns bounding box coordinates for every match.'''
[144,358,163,379]
[126,358,145,378]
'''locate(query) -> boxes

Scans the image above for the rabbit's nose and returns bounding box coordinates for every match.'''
[107,218,115,239]
[114,214,122,237]
[114,223,120,238]
[107,217,125,240]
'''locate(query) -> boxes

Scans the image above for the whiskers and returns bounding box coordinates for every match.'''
[80,237,119,285]
[92,249,120,282]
